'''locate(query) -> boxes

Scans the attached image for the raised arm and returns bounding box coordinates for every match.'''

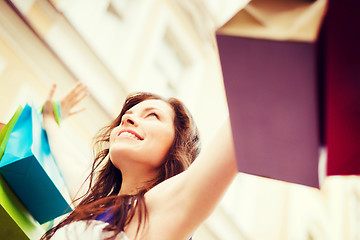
[144,117,238,239]
[42,83,90,202]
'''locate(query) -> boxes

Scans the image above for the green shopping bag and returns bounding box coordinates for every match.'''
[0,176,45,239]
[0,106,45,239]
[0,106,22,160]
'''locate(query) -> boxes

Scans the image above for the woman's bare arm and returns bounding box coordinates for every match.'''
[42,83,90,203]
[144,117,237,239]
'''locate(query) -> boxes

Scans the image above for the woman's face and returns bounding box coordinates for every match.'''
[109,99,175,172]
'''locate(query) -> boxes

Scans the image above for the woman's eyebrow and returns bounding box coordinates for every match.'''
[143,107,163,114]
[125,107,164,115]
[125,110,133,115]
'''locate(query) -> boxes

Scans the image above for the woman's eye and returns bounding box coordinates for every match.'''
[147,112,159,119]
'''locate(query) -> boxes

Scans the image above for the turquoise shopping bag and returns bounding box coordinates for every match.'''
[0,104,72,224]
[0,106,45,239]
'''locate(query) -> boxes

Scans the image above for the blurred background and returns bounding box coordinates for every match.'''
[0,0,359,239]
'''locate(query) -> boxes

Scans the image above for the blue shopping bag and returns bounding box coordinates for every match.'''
[0,104,72,224]
[0,106,46,239]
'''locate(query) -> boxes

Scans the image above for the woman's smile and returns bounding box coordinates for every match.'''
[118,129,144,141]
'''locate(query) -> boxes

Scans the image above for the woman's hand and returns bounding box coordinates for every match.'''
[59,82,88,120]
[42,82,88,126]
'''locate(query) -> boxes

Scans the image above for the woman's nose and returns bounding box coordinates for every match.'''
[121,114,138,126]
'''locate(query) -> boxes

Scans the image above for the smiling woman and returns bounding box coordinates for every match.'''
[41,83,237,240]
[110,99,176,180]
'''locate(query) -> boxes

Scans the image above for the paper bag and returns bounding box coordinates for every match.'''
[0,106,23,160]
[0,176,45,239]
[0,104,72,224]
[324,0,360,176]
[216,0,328,188]
[0,107,45,239]
[217,0,327,42]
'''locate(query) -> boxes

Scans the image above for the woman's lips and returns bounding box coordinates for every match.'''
[118,129,144,140]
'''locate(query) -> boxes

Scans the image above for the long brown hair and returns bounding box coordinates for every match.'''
[41,92,201,239]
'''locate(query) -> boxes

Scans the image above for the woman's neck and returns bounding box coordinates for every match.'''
[119,169,158,196]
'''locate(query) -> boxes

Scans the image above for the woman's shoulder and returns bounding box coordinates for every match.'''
[50,220,129,240]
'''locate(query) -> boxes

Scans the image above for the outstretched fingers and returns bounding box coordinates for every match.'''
[69,89,88,109]
[68,90,88,116]
[66,82,87,100]
[60,82,88,119]
[42,84,57,121]
[62,83,87,106]
[68,106,87,117]
[47,84,57,101]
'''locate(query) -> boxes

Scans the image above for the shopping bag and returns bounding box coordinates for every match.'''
[216,0,327,188]
[325,0,360,176]
[0,175,45,239]
[0,104,72,224]
[0,106,23,160]
[0,107,45,239]
[217,0,327,41]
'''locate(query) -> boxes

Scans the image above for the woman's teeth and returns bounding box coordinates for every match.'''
[119,131,140,140]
